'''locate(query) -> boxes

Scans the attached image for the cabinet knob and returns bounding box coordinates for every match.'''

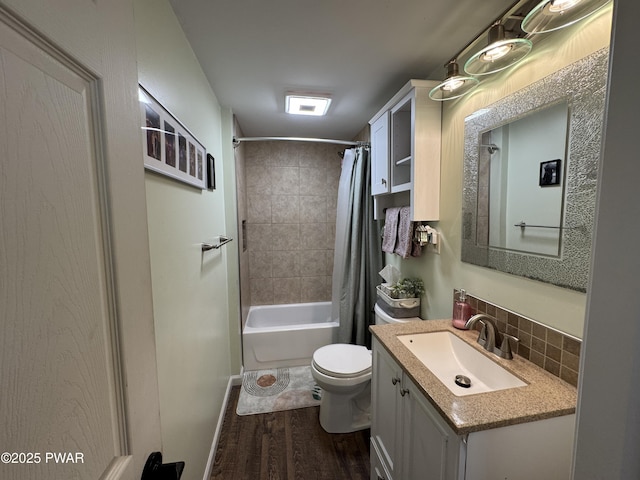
[400,388,410,397]
[391,376,400,386]
[381,178,387,186]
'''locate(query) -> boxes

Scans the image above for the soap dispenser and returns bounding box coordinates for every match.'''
[452,289,472,329]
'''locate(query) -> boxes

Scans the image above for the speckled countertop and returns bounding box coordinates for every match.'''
[370,319,577,435]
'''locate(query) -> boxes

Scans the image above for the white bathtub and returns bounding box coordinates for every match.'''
[242,301,338,371]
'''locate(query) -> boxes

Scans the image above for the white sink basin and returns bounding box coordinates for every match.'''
[397,331,527,396]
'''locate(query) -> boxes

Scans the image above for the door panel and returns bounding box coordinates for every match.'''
[0,13,130,480]
[0,2,161,478]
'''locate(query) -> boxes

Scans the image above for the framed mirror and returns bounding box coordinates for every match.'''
[462,48,609,292]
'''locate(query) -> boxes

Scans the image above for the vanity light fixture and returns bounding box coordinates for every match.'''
[521,0,612,34]
[428,60,479,101]
[464,23,533,76]
[285,94,332,116]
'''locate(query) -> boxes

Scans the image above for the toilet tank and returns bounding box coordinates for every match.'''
[374,303,422,325]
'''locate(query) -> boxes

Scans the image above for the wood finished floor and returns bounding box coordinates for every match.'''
[211,385,370,480]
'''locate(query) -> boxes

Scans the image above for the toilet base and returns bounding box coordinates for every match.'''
[317,382,371,434]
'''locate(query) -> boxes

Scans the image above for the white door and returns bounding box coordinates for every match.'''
[0,1,162,479]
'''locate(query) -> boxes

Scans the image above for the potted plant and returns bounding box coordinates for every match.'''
[389,277,425,299]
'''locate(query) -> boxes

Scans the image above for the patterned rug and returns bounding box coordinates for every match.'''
[236,366,322,416]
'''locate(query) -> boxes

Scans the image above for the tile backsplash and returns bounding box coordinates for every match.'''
[456,290,581,387]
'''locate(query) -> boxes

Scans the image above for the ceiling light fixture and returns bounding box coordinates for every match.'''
[285,94,332,116]
[521,0,612,34]
[464,23,532,76]
[429,61,479,101]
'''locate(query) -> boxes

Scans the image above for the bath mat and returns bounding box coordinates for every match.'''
[236,366,322,416]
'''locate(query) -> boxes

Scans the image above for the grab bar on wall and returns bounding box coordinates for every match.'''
[201,236,233,251]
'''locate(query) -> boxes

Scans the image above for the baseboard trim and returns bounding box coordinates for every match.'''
[202,371,243,480]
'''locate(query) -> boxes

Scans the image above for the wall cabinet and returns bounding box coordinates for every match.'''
[371,338,576,480]
[368,80,441,221]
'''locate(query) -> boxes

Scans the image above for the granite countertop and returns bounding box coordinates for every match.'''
[370,319,578,436]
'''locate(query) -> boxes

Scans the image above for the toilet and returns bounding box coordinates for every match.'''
[310,303,421,433]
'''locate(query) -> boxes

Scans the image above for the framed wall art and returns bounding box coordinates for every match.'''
[207,154,216,190]
[539,159,562,187]
[139,85,207,189]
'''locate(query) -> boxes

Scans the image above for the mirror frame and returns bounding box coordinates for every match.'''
[462,47,609,292]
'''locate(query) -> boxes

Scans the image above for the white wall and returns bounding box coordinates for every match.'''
[134,1,240,479]
[386,8,612,338]
[501,103,567,255]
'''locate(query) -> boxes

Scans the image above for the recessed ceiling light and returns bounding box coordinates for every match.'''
[285,94,332,116]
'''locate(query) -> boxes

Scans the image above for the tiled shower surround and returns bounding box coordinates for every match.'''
[457,290,581,387]
[243,141,344,305]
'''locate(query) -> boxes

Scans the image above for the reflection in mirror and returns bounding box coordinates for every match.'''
[462,48,609,292]
[478,101,569,257]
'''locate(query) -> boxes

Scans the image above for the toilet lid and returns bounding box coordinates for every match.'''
[313,344,371,378]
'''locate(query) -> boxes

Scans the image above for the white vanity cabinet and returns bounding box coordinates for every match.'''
[368,80,441,221]
[371,337,576,480]
[371,338,461,480]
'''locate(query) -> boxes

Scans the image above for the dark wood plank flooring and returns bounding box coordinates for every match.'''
[211,385,370,479]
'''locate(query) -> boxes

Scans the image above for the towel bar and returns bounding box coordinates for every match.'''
[202,236,233,251]
[514,222,573,230]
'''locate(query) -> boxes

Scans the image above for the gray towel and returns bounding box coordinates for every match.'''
[394,207,413,258]
[382,207,400,253]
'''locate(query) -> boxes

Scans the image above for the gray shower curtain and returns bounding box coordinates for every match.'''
[331,146,383,347]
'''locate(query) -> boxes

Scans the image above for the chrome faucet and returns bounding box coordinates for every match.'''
[464,314,518,360]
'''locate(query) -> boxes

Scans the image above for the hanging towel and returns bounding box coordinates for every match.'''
[394,206,413,258]
[382,207,400,253]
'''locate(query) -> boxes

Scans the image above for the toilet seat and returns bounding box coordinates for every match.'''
[312,344,371,378]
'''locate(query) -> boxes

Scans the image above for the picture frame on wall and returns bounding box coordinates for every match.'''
[539,159,562,187]
[207,154,216,190]
[139,85,207,189]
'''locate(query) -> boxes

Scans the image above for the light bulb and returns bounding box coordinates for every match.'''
[442,78,465,91]
[549,0,582,12]
[482,43,513,62]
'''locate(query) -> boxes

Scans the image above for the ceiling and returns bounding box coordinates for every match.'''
[167,0,531,141]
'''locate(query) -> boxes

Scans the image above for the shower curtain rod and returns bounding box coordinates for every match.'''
[233,136,368,147]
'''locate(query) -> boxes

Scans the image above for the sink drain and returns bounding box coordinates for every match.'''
[455,374,472,388]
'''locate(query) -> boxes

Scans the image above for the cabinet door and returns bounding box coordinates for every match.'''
[370,111,390,196]
[402,376,461,480]
[390,91,413,193]
[371,340,403,477]
[371,439,392,480]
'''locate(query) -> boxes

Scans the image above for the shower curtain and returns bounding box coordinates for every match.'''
[332,146,383,347]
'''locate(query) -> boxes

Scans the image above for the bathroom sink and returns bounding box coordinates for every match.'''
[397,331,526,396]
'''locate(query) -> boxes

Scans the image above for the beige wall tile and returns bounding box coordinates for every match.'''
[249,251,272,279]
[300,195,326,223]
[300,250,328,276]
[301,276,329,303]
[272,167,299,195]
[271,195,299,223]
[241,140,344,306]
[271,224,300,251]
[247,194,272,223]
[273,277,302,304]
[250,278,273,305]
[271,250,300,278]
